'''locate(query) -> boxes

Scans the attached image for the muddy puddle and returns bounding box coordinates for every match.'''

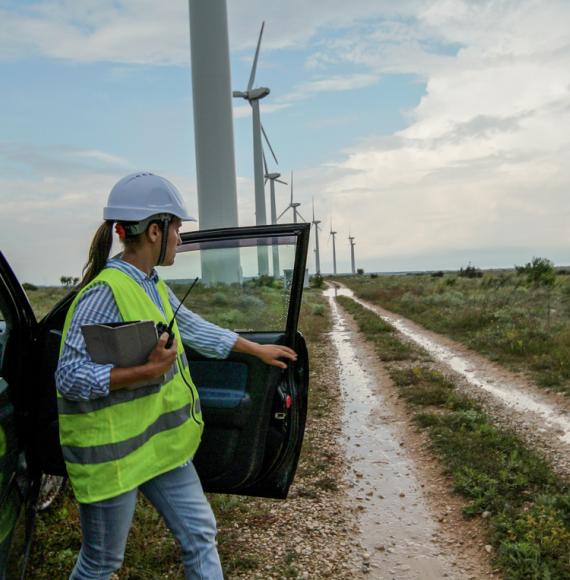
[331,285,570,447]
[325,289,462,579]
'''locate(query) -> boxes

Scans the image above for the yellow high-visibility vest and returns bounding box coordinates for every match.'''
[58,268,203,503]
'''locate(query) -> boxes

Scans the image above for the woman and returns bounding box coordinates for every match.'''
[56,172,296,579]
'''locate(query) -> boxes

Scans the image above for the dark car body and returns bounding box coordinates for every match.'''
[0,223,311,578]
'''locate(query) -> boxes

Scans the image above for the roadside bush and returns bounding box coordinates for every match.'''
[23,282,38,291]
[312,304,325,317]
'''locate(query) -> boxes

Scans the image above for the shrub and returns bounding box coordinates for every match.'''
[516,257,556,288]
[212,292,228,305]
[459,263,483,278]
[310,274,324,289]
[312,304,325,317]
[23,282,38,291]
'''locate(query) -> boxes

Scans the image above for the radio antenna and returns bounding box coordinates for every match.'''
[168,276,200,333]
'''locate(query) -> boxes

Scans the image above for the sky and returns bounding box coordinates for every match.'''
[1,0,569,284]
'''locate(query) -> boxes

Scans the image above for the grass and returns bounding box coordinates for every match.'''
[25,287,337,578]
[337,295,570,580]
[338,272,570,394]
[336,295,423,362]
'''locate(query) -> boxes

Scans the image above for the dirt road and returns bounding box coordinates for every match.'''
[332,284,570,479]
[326,288,494,579]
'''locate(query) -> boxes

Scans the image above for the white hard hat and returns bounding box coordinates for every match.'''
[103,172,196,223]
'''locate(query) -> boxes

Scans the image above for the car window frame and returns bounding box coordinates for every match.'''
[177,223,311,342]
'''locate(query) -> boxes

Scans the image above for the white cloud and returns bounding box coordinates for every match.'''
[2,1,570,277]
[282,1,570,271]
[0,144,200,283]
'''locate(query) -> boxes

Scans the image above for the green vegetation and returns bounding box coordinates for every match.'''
[24,286,71,320]
[337,296,425,362]
[168,278,289,332]
[25,287,335,578]
[338,296,570,580]
[339,264,570,393]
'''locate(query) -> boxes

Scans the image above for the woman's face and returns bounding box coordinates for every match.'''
[162,218,182,266]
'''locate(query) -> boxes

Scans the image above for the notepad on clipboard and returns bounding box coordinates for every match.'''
[81,320,159,368]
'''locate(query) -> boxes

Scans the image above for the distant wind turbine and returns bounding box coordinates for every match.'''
[329,222,338,275]
[262,128,287,276]
[349,233,356,274]
[312,199,322,275]
[277,172,306,224]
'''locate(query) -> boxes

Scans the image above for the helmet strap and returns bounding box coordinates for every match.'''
[156,217,171,266]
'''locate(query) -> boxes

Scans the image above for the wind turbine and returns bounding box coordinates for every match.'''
[262,128,287,277]
[312,199,322,275]
[262,127,287,226]
[233,21,270,274]
[329,222,338,275]
[233,21,270,226]
[277,172,306,224]
[349,233,356,274]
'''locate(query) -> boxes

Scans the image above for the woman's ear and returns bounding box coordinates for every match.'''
[146,222,161,243]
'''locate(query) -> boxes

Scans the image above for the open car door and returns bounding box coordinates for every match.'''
[0,252,37,576]
[160,223,310,499]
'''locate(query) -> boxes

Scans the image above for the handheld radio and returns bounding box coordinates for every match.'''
[157,276,200,349]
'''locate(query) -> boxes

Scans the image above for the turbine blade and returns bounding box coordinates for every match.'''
[312,197,315,222]
[276,179,287,185]
[248,21,265,92]
[290,171,294,204]
[276,206,291,221]
[297,210,307,223]
[262,147,268,175]
[260,123,278,165]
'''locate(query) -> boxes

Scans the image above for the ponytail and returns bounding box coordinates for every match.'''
[80,221,114,288]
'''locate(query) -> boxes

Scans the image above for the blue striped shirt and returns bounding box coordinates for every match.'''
[56,258,238,401]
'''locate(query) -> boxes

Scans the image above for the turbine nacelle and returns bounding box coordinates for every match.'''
[233,87,270,101]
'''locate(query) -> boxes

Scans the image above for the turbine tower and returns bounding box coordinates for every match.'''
[312,199,322,275]
[188,0,240,284]
[277,172,306,224]
[329,223,338,275]
[349,233,356,274]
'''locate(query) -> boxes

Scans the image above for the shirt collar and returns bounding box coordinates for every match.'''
[107,256,159,284]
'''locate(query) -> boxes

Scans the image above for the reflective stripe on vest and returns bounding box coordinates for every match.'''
[63,404,192,464]
[58,268,203,503]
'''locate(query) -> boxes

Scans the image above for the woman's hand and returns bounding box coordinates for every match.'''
[232,337,297,369]
[254,344,298,369]
[146,332,178,378]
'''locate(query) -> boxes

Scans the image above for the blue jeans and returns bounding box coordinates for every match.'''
[69,462,223,580]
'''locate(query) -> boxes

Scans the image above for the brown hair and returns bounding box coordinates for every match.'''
[79,221,114,288]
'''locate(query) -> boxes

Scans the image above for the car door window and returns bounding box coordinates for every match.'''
[159,232,300,332]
